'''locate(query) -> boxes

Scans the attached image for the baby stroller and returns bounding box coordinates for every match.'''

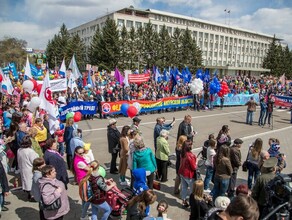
[107,187,134,219]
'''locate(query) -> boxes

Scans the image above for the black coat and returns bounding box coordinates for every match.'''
[107,126,120,153]
[0,162,9,193]
[177,121,193,141]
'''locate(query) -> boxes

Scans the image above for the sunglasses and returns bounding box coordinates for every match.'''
[78,152,85,155]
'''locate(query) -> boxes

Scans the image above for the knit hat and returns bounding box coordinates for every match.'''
[214,196,230,209]
[84,143,91,151]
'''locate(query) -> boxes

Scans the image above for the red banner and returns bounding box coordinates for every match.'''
[273,95,292,108]
[128,73,150,83]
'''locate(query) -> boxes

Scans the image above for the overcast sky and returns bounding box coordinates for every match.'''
[0,0,291,49]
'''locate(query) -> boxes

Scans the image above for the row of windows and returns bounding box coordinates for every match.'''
[203,60,262,68]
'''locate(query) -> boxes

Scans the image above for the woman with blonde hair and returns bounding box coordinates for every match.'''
[64,117,74,169]
[174,135,187,194]
[126,189,157,220]
[119,125,131,185]
[33,118,47,153]
[28,127,43,157]
[189,180,212,220]
[80,160,115,220]
[246,138,263,189]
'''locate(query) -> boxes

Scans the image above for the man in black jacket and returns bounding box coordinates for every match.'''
[176,115,194,141]
[107,119,121,174]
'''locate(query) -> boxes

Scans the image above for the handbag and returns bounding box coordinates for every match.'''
[39,183,62,211]
[242,146,251,172]
[153,180,161,190]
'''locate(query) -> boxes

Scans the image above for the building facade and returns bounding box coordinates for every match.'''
[69,6,275,76]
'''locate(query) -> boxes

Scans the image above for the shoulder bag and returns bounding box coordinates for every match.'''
[39,183,62,211]
[242,147,251,172]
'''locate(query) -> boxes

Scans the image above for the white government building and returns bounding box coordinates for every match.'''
[69,6,277,76]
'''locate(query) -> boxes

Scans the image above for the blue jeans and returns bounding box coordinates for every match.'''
[91,201,112,220]
[58,142,65,156]
[81,201,91,218]
[180,175,194,200]
[212,176,230,201]
[246,110,254,125]
[247,162,260,189]
[258,110,266,126]
[204,166,214,190]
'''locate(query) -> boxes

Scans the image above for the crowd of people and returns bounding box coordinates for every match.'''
[0,71,291,220]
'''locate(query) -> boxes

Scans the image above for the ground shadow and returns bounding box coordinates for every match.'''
[65,197,83,219]
[10,188,31,202]
[15,206,39,219]
[229,120,250,125]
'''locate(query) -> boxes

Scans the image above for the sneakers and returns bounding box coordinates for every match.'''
[182,200,189,208]
[204,189,211,193]
[120,178,130,186]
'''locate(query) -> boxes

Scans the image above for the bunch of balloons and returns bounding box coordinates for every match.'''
[65,111,82,122]
[209,77,221,95]
[120,102,141,118]
[217,81,230,97]
[189,78,204,94]
[22,79,44,95]
[27,96,41,112]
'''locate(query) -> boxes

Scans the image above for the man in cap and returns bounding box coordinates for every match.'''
[131,117,142,136]
[227,138,243,197]
[251,157,277,218]
[107,119,121,174]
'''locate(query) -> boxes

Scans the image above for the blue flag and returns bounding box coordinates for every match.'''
[30,64,38,76]
[162,69,170,82]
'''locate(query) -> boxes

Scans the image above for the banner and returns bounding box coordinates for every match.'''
[59,101,97,120]
[101,96,193,115]
[128,73,150,83]
[37,78,67,92]
[213,93,260,106]
[273,95,292,108]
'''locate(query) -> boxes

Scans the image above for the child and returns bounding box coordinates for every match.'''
[267,139,286,173]
[83,143,95,164]
[54,124,65,156]
[157,199,169,218]
[203,139,216,191]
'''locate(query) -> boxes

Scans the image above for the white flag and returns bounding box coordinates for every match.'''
[59,59,67,78]
[24,56,33,79]
[69,54,81,79]
[68,71,78,93]
[0,68,13,95]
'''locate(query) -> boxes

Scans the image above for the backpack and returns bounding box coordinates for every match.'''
[79,180,93,202]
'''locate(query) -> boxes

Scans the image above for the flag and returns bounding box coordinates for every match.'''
[279,73,285,86]
[59,59,66,78]
[39,71,58,134]
[0,68,14,95]
[182,67,192,83]
[185,67,192,83]
[162,69,170,81]
[69,54,81,79]
[114,68,124,85]
[24,56,33,79]
[9,63,18,79]
[87,70,93,87]
[123,70,130,87]
[30,64,38,76]
[68,71,78,93]
[154,66,161,83]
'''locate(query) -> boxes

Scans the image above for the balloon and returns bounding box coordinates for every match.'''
[121,103,129,116]
[127,106,138,118]
[190,78,203,94]
[66,112,74,119]
[74,112,82,122]
[49,75,54,80]
[22,80,34,93]
[60,123,65,130]
[87,84,92,89]
[31,79,37,90]
[98,166,106,178]
[133,102,141,113]
[28,97,41,111]
[0,74,2,82]
[36,84,42,94]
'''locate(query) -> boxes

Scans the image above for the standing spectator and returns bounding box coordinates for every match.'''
[245,96,257,125]
[246,138,263,189]
[227,138,243,198]
[132,136,157,189]
[130,117,142,136]
[155,130,170,182]
[251,157,277,218]
[96,90,105,119]
[153,117,175,151]
[0,159,9,213]
[34,118,48,153]
[54,125,65,156]
[212,146,233,201]
[28,127,43,157]
[43,114,52,139]
[193,94,200,111]
[2,106,12,131]
[5,124,18,173]
[69,129,85,156]
[39,165,70,220]
[216,125,231,150]
[17,135,38,200]
[174,135,188,195]
[179,140,197,208]
[44,138,69,190]
[177,115,195,142]
[64,117,74,170]
[107,119,120,174]
[119,125,131,185]
[31,157,46,220]
[203,139,216,192]
[72,146,90,184]
[258,97,267,127]
[263,95,274,127]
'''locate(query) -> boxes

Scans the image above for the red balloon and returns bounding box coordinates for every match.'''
[31,79,38,90]
[74,112,82,122]
[0,74,2,82]
[127,106,138,118]
[218,91,224,97]
[36,84,42,94]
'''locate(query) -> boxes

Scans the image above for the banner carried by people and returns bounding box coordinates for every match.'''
[273,95,292,108]
[59,101,97,120]
[128,73,150,83]
[37,78,67,92]
[101,96,193,115]
[213,93,260,106]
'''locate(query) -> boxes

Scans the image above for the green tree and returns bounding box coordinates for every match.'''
[0,37,27,68]
[128,27,138,70]
[180,28,194,69]
[263,36,282,76]
[88,27,102,66]
[143,22,157,68]
[66,34,86,69]
[118,25,129,70]
[157,25,173,68]
[171,27,182,67]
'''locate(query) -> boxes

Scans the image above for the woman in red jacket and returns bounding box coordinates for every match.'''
[178,140,197,208]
